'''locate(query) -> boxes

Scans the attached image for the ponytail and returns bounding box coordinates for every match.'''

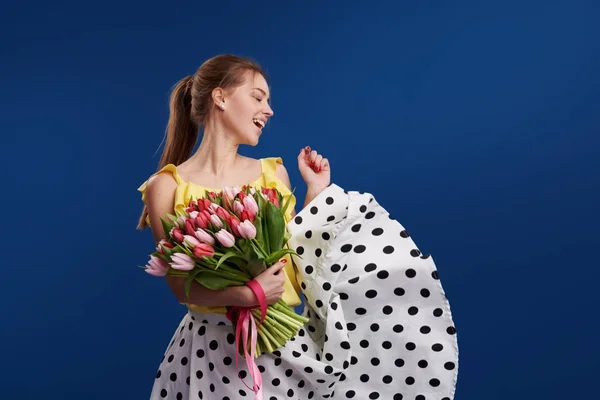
[137,75,199,230]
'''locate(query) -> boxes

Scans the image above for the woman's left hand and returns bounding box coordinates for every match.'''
[298,146,330,191]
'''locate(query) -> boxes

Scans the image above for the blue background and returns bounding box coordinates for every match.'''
[1,0,599,399]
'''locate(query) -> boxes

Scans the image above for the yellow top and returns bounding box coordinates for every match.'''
[137,157,302,314]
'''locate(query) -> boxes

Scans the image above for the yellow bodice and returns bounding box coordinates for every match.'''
[137,157,302,314]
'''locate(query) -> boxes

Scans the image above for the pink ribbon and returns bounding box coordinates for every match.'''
[226,279,268,400]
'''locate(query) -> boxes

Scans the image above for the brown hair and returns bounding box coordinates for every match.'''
[137,54,267,229]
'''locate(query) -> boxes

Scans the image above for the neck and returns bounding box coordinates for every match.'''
[187,123,241,178]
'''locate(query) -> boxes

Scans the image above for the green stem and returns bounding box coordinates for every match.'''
[267,308,303,330]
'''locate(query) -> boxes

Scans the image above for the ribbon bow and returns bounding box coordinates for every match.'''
[225,279,268,400]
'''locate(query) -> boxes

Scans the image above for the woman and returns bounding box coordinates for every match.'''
[138,54,334,399]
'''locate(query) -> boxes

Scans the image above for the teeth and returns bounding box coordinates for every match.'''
[253,119,265,128]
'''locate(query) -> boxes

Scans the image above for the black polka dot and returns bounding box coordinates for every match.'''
[322,232,330,240]
[406,269,416,278]
[372,228,384,235]
[433,308,443,317]
[346,390,356,398]
[383,375,393,384]
[179,338,185,347]
[395,358,405,367]
[294,216,303,224]
[364,263,377,272]
[410,249,421,257]
[360,374,370,382]
[351,224,361,232]
[222,356,232,366]
[430,378,441,387]
[420,288,430,297]
[315,248,322,257]
[432,270,440,280]
[420,326,431,334]
[393,324,404,333]
[370,323,380,332]
[196,370,203,379]
[305,265,314,274]
[406,342,416,351]
[408,306,419,316]
[394,287,405,296]
[394,395,403,400]
[359,205,367,212]
[198,326,206,336]
[349,277,359,284]
[326,196,334,204]
[323,282,331,291]
[418,360,428,368]
[377,270,389,279]
[331,264,341,272]
[447,326,457,335]
[445,361,456,370]
[297,246,305,255]
[353,245,366,253]
[365,211,375,219]
[181,357,188,366]
[168,355,174,363]
[382,341,392,349]
[226,333,235,344]
[360,340,370,348]
[341,341,351,349]
[365,289,377,298]
[383,245,394,254]
[416,396,425,400]
[222,376,230,384]
[156,370,161,379]
[383,305,393,315]
[209,341,218,350]
[355,307,367,315]
[341,244,353,252]
[371,357,380,366]
[305,230,313,238]
[432,343,444,352]
[160,389,167,398]
[340,292,349,300]
[369,392,380,399]
[347,322,356,331]
[405,376,415,385]
[177,393,183,400]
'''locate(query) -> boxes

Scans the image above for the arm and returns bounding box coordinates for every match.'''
[145,173,255,307]
[275,161,324,218]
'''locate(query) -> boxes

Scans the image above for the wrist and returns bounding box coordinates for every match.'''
[238,285,258,307]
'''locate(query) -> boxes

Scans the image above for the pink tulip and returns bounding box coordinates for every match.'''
[189,210,199,219]
[233,200,244,217]
[210,214,223,228]
[243,195,259,215]
[146,255,169,276]
[216,206,232,223]
[215,229,236,247]
[183,234,201,249]
[208,203,219,215]
[193,243,214,258]
[223,186,236,202]
[238,220,257,239]
[170,253,194,271]
[176,216,187,228]
[156,239,174,254]
[170,227,185,243]
[194,228,215,245]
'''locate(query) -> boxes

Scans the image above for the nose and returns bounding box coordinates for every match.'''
[264,102,274,117]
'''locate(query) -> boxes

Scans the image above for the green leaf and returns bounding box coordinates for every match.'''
[184,269,202,300]
[253,216,265,248]
[265,201,285,252]
[246,257,267,278]
[160,217,173,238]
[166,213,179,224]
[194,271,247,290]
[265,248,300,265]
[216,250,241,270]
[280,187,296,216]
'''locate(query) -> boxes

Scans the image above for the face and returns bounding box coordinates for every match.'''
[216,71,274,145]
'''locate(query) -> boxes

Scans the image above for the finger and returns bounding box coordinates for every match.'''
[270,259,288,274]
[320,158,329,170]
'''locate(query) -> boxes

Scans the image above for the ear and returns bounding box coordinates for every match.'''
[212,87,225,107]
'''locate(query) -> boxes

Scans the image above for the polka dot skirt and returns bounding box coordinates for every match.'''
[149,183,458,399]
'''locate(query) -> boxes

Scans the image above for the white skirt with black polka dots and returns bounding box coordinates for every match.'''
[149,183,459,400]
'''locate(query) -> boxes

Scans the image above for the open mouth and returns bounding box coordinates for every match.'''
[253,118,265,129]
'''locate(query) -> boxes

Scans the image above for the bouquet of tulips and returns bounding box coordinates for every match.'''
[141,185,309,359]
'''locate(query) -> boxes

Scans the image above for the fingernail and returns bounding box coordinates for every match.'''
[281,259,287,264]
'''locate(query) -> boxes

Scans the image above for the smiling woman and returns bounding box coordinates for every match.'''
[137,54,333,400]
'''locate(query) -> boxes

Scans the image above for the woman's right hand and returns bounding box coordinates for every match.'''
[251,259,288,305]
